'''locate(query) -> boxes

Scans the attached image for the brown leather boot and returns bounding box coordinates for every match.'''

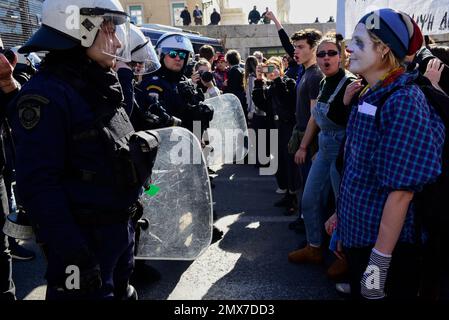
[288,245,323,264]
[326,258,349,281]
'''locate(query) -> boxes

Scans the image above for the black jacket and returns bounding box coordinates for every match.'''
[224,65,248,114]
[252,76,296,126]
[248,9,261,24]
[180,10,191,25]
[210,12,221,25]
[410,47,449,96]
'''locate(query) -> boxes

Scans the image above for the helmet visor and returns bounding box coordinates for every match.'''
[131,40,161,75]
[80,10,131,62]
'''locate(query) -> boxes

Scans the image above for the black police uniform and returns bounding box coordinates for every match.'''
[8,51,158,300]
[136,64,213,134]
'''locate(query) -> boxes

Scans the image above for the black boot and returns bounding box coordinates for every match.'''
[114,284,138,300]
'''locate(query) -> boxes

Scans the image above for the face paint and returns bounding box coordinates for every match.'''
[346,24,380,77]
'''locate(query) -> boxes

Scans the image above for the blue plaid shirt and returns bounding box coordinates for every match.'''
[337,71,445,248]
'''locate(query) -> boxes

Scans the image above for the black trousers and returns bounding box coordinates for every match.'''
[274,121,299,192]
[345,242,421,300]
[0,175,15,300]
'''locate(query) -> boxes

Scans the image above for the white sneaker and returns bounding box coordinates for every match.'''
[275,188,287,194]
[336,283,351,294]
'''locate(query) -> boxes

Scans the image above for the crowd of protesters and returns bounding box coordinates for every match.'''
[177,8,449,300]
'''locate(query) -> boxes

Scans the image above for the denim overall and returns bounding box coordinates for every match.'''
[302,75,348,247]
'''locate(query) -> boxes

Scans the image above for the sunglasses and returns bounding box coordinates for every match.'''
[316,50,339,58]
[165,50,187,60]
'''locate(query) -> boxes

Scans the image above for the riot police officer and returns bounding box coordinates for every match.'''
[115,24,181,131]
[136,33,213,136]
[9,0,159,300]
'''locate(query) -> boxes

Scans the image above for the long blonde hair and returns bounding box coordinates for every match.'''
[266,56,284,77]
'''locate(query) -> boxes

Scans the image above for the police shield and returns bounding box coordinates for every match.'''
[135,127,213,260]
[203,94,248,166]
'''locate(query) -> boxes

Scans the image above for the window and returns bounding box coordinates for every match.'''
[129,5,143,26]
[171,2,185,26]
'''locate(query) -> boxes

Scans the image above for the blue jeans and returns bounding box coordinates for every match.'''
[302,132,342,247]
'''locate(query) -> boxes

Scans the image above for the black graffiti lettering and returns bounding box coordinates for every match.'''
[428,14,435,31]
[417,14,436,32]
[418,14,428,30]
[440,12,448,31]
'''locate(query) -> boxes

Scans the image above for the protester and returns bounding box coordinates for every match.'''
[253,51,264,64]
[288,33,355,283]
[213,53,228,92]
[264,11,301,80]
[287,29,323,230]
[224,50,248,119]
[252,57,298,210]
[336,8,444,300]
[193,59,220,99]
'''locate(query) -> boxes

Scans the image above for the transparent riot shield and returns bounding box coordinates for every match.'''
[135,127,213,260]
[203,94,248,166]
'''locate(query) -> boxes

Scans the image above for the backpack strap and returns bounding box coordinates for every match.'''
[374,85,403,129]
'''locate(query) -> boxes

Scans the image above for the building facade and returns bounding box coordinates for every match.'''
[0,0,43,48]
[119,0,224,26]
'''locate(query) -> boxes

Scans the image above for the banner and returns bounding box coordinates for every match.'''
[337,0,449,37]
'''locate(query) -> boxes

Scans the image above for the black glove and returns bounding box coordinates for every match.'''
[177,80,196,103]
[188,102,214,122]
[148,101,181,127]
[199,102,214,122]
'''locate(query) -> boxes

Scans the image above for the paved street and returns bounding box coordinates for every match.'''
[13,163,340,300]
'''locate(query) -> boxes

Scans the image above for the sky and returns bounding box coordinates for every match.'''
[228,0,338,24]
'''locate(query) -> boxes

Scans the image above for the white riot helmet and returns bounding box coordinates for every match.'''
[10,46,31,65]
[10,46,42,67]
[155,33,194,61]
[116,24,160,75]
[19,0,131,62]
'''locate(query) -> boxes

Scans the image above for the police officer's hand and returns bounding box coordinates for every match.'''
[0,52,18,94]
[144,112,162,128]
[200,102,214,122]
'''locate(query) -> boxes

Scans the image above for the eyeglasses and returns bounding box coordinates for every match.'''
[316,50,339,58]
[165,50,187,60]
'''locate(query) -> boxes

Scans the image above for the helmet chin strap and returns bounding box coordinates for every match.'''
[159,57,185,82]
